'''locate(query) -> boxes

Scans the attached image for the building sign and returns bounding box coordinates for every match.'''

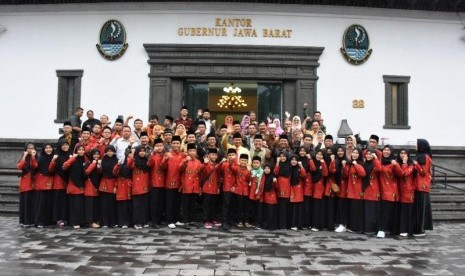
[177,18,292,38]
[96,19,128,60]
[340,24,372,65]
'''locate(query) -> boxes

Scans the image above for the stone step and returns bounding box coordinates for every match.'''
[432,211,465,221]
[431,202,465,211]
[0,204,18,216]
[0,194,19,204]
[430,196,465,203]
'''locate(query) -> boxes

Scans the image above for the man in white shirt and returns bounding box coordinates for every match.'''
[110,125,136,162]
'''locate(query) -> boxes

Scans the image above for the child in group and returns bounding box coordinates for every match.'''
[397,148,415,237]
[33,143,55,228]
[63,145,87,229]
[289,155,307,231]
[179,143,203,229]
[259,164,278,230]
[99,145,119,228]
[147,138,166,229]
[115,151,133,229]
[231,153,253,228]
[344,148,366,233]
[130,145,151,229]
[219,148,237,230]
[51,142,70,227]
[17,142,38,227]
[274,151,292,229]
[84,148,102,228]
[362,147,382,234]
[297,147,313,229]
[249,156,264,227]
[330,145,349,233]
[310,149,329,231]
[201,148,222,229]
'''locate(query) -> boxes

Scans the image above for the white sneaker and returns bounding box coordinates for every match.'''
[376,231,385,238]
[73,225,80,229]
[291,227,298,231]
[122,225,128,229]
[310,228,319,232]
[175,221,184,226]
[399,233,408,237]
[168,223,176,229]
[413,232,426,237]
[134,225,142,229]
[335,225,346,233]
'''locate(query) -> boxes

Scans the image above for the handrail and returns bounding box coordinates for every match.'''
[432,164,465,192]
[433,164,465,177]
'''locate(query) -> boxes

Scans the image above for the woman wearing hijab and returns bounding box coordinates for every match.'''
[224,115,234,134]
[129,145,151,229]
[63,145,87,229]
[310,149,329,231]
[413,139,434,236]
[273,118,284,136]
[344,147,366,233]
[291,116,302,132]
[397,148,415,237]
[240,115,251,135]
[259,164,278,230]
[99,145,119,228]
[289,155,307,231]
[330,145,349,233]
[51,141,70,227]
[362,147,382,234]
[377,145,403,238]
[17,142,38,227]
[33,143,55,227]
[115,150,133,229]
[297,147,313,229]
[84,148,102,228]
[273,151,292,229]
[323,147,336,231]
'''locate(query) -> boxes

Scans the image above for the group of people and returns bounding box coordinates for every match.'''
[17,105,433,238]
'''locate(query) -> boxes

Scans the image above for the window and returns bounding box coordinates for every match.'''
[383,75,410,129]
[54,70,83,123]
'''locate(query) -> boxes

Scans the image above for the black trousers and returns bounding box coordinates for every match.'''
[249,200,261,225]
[399,202,414,235]
[325,195,335,230]
[380,200,398,234]
[34,190,53,226]
[84,196,100,224]
[303,196,313,228]
[181,193,198,223]
[165,189,180,224]
[52,189,68,223]
[117,200,132,227]
[202,193,216,222]
[235,194,249,224]
[222,192,233,225]
[312,197,325,230]
[347,199,364,233]
[133,193,149,225]
[363,200,379,233]
[262,203,277,230]
[150,187,164,225]
[19,191,35,225]
[100,192,116,227]
[335,197,348,226]
[291,202,304,228]
[277,197,290,229]
[68,194,84,226]
[413,191,433,234]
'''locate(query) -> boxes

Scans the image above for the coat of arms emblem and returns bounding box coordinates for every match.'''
[340,24,372,65]
[96,19,128,60]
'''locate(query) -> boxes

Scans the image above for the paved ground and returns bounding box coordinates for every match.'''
[0,217,463,276]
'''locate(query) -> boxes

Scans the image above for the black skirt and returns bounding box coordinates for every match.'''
[150,187,165,225]
[413,191,433,234]
[132,193,149,225]
[262,203,277,230]
[303,196,313,228]
[291,202,304,229]
[117,200,132,227]
[347,199,364,233]
[84,196,100,224]
[312,197,325,230]
[335,197,348,226]
[277,197,290,229]
[100,192,117,227]
[52,189,68,223]
[363,200,379,233]
[68,194,84,226]
[19,191,35,226]
[34,190,53,226]
[399,202,414,235]
[379,200,399,235]
[325,195,335,230]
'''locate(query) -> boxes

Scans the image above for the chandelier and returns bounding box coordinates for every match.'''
[217,83,248,110]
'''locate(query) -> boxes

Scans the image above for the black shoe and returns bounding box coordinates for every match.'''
[152,224,160,229]
[221,224,230,231]
[182,224,190,230]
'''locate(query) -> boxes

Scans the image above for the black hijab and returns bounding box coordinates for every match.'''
[134,145,150,172]
[54,141,70,182]
[69,146,86,188]
[118,151,133,179]
[263,164,274,192]
[381,145,396,165]
[362,148,376,192]
[290,156,300,186]
[396,148,413,165]
[101,145,118,179]
[85,148,101,188]
[278,151,291,177]
[20,142,37,176]
[37,143,54,176]
[311,149,325,183]
[297,146,310,172]
[416,139,432,165]
[334,145,348,186]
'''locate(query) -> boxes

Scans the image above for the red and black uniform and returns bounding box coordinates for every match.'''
[201,161,221,223]
[290,165,307,229]
[310,157,329,230]
[161,150,187,224]
[219,160,236,226]
[51,143,70,224]
[231,163,253,225]
[33,146,55,227]
[413,139,434,234]
[84,155,101,225]
[328,151,349,229]
[115,156,133,227]
[63,154,87,227]
[147,150,165,227]
[298,154,313,229]
[17,151,38,226]
[344,160,366,232]
[99,151,119,227]
[259,171,278,230]
[130,147,151,226]
[179,157,203,224]
[398,153,415,235]
[362,158,382,233]
[274,159,292,229]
